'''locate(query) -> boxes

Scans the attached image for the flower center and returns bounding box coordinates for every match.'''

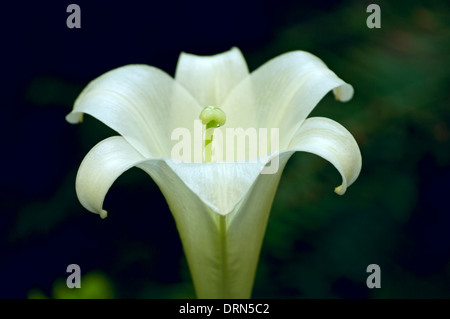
[199,105,226,163]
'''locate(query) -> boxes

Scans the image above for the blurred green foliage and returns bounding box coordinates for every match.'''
[28,270,115,299]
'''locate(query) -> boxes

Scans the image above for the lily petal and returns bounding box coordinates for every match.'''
[165,162,264,215]
[223,51,353,148]
[225,156,289,298]
[66,65,201,157]
[138,159,289,299]
[285,117,362,195]
[75,136,146,217]
[175,47,249,107]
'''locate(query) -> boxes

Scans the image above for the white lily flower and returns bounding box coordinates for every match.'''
[66,47,361,298]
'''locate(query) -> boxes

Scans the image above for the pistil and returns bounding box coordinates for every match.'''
[199,105,226,163]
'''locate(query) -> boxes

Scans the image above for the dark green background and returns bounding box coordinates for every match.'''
[1,0,449,298]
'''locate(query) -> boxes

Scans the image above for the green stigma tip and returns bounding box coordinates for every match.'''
[199,105,226,127]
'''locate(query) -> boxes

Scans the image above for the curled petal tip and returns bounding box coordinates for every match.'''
[334,185,346,195]
[100,210,108,219]
[333,84,354,102]
[65,112,84,124]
